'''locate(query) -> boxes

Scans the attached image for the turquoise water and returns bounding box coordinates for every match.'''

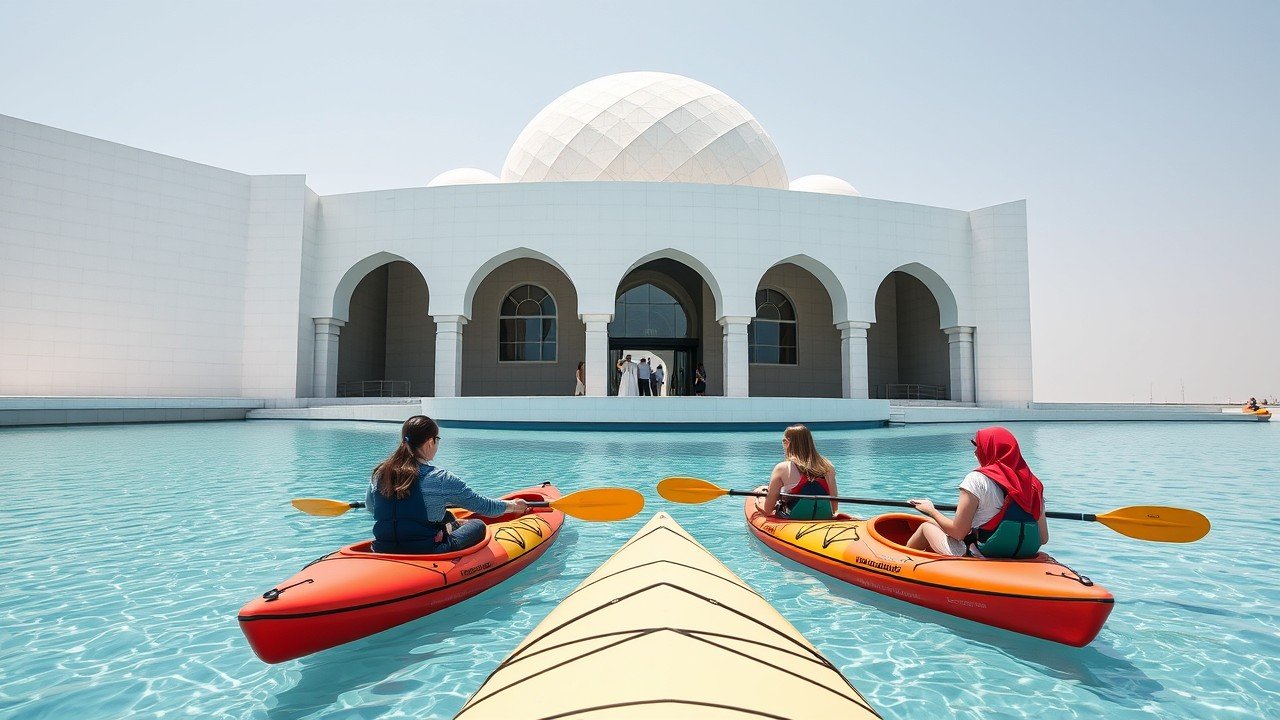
[1,419,1276,719]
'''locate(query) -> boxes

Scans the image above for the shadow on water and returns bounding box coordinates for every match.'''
[263,528,575,720]
[747,538,1164,709]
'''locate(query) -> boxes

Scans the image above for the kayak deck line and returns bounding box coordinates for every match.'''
[534,698,800,720]
[558,524,761,603]
[493,581,839,674]
[456,512,880,719]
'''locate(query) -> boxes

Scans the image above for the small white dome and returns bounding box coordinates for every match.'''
[789,174,860,197]
[427,168,499,187]
[502,72,787,189]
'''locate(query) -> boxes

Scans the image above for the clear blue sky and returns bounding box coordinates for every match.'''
[3,1,1276,403]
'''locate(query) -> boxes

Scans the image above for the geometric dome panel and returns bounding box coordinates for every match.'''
[502,72,787,189]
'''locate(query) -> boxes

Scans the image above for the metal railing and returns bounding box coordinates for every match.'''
[881,383,948,401]
[337,380,412,398]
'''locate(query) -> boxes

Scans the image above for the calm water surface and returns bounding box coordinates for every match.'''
[1,420,1276,719]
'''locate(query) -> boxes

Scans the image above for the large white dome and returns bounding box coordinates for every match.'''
[501,72,787,189]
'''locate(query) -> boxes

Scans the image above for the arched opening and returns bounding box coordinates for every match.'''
[337,261,433,396]
[462,257,583,396]
[610,258,714,396]
[868,271,951,400]
[749,263,842,398]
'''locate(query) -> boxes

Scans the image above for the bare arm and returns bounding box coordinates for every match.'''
[762,461,790,516]
[827,469,838,517]
[1038,499,1050,546]
[910,489,980,541]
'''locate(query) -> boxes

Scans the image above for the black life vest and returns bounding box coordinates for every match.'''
[369,471,449,554]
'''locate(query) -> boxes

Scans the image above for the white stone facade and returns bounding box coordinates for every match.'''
[0,73,1034,406]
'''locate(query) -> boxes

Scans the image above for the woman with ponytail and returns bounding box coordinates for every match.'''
[763,424,840,520]
[366,415,528,554]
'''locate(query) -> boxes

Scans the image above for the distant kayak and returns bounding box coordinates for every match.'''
[745,494,1114,647]
[456,511,880,719]
[239,483,564,663]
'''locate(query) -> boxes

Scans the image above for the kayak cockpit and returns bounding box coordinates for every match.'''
[867,513,928,550]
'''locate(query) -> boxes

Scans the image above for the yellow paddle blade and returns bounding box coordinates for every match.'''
[656,477,729,504]
[551,488,645,522]
[291,498,357,517]
[1096,506,1210,543]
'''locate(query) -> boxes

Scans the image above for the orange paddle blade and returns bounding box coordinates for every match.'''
[551,487,644,522]
[291,498,358,517]
[1095,506,1210,543]
[657,477,730,504]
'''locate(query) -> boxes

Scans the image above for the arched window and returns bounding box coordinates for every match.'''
[499,284,557,361]
[749,289,796,364]
[609,283,689,338]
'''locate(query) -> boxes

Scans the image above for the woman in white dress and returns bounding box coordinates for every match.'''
[574,361,586,396]
[616,355,640,397]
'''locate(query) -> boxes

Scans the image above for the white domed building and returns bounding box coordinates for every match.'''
[0,72,1033,416]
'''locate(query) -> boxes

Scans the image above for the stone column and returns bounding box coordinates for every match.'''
[432,315,468,398]
[836,321,871,399]
[580,313,613,397]
[719,315,752,398]
[312,317,345,398]
[943,325,976,403]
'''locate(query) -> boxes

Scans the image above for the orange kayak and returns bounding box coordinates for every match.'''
[239,483,564,663]
[745,495,1114,646]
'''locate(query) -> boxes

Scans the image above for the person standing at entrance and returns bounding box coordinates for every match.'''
[616,355,640,396]
[637,358,652,396]
[653,364,665,396]
[693,363,707,396]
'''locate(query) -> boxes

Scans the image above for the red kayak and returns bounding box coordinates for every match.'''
[239,483,564,663]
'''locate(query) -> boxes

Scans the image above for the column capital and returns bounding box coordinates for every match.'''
[835,320,871,331]
[836,320,871,339]
[718,315,754,327]
[432,314,470,327]
[942,325,976,339]
[311,316,345,333]
[579,312,614,324]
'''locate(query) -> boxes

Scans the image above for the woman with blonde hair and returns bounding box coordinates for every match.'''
[763,424,839,520]
[366,415,528,554]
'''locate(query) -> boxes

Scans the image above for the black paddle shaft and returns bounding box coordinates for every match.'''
[727,488,1093,522]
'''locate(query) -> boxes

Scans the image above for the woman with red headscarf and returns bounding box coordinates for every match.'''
[905,427,1049,558]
